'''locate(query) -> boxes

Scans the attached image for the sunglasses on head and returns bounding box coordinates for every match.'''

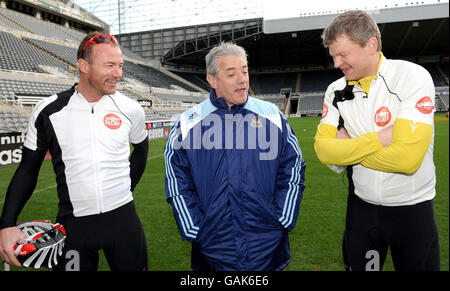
[80,33,117,58]
[83,33,117,50]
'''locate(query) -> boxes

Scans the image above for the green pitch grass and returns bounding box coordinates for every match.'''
[1,114,448,271]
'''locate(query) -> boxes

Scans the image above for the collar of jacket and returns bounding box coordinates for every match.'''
[71,82,78,93]
[209,88,249,112]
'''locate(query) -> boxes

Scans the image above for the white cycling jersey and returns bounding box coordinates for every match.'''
[321,55,436,206]
[24,85,147,217]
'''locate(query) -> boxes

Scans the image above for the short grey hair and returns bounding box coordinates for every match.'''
[205,42,248,76]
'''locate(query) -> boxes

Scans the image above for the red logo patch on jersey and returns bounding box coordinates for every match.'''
[321,104,328,119]
[104,113,122,130]
[416,96,434,114]
[374,106,391,127]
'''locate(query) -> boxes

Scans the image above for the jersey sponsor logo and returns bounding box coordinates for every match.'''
[415,96,434,114]
[321,104,328,119]
[104,113,122,130]
[374,106,391,127]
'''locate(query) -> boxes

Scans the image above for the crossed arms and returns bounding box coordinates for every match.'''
[314,118,433,174]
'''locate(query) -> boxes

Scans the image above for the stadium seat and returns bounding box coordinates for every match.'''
[0,31,71,73]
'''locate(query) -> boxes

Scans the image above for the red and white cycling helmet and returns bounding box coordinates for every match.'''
[14,220,66,269]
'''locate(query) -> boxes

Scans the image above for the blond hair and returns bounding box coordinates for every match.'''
[322,10,382,51]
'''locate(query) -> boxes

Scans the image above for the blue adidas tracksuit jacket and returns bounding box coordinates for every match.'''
[164,89,305,270]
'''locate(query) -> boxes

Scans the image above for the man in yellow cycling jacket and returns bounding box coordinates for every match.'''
[315,10,440,271]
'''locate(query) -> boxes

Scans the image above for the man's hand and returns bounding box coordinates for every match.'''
[335,126,393,148]
[377,126,393,147]
[0,226,26,267]
[336,127,351,139]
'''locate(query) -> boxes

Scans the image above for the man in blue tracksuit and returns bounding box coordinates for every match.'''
[164,42,306,271]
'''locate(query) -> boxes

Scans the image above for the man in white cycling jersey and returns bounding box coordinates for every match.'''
[315,10,440,271]
[0,32,149,271]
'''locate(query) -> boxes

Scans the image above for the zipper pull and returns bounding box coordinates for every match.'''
[91,106,94,114]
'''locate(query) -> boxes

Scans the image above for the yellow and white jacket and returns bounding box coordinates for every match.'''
[314,54,436,206]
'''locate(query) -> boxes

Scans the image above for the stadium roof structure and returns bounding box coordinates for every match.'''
[142,1,448,72]
[263,1,449,33]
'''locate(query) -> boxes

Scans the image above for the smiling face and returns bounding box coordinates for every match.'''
[328,33,379,81]
[206,54,249,108]
[78,43,123,100]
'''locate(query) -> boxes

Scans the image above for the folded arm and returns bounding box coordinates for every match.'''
[314,123,383,166]
[315,118,432,175]
[361,118,432,174]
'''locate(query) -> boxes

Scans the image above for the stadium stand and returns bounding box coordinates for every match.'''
[123,62,195,91]
[24,37,78,67]
[171,71,210,92]
[0,78,70,104]
[249,73,297,95]
[299,93,324,115]
[0,7,85,43]
[423,63,450,87]
[171,63,447,117]
[0,1,213,129]
[0,106,28,133]
[0,31,71,73]
[256,94,285,110]
[0,9,26,32]
[0,0,448,131]
[436,86,450,111]
[299,69,343,93]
